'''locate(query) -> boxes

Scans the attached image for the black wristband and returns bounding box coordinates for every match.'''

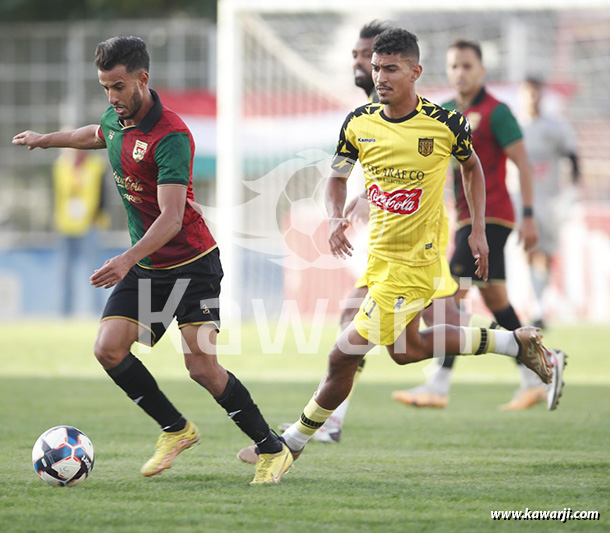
[523,206,534,218]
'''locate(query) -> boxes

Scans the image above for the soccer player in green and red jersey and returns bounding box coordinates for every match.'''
[13,35,292,484]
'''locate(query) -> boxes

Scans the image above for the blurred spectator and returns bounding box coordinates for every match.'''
[520,77,580,329]
[53,147,107,316]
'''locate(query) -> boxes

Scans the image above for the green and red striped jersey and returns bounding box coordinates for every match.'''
[443,88,522,228]
[96,90,216,268]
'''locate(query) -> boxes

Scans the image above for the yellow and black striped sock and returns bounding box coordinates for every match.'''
[459,327,497,355]
[295,396,335,437]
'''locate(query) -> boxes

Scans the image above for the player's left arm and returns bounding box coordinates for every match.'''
[90,185,186,288]
[491,103,538,251]
[459,151,488,282]
[559,121,581,185]
[503,139,538,251]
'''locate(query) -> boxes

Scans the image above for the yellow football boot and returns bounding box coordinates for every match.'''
[140,420,200,477]
[250,443,294,484]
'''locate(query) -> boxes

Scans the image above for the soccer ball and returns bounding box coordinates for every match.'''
[32,426,94,487]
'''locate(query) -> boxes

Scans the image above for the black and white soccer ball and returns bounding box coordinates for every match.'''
[32,426,94,486]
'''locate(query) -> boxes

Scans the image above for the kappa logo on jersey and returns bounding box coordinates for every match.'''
[132,140,148,162]
[393,296,406,310]
[418,138,434,157]
[108,130,115,140]
[368,184,423,215]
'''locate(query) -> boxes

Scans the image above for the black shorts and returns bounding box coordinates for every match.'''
[450,224,512,284]
[101,248,223,346]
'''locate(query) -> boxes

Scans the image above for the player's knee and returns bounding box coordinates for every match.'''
[186,356,225,394]
[388,343,427,365]
[93,337,127,368]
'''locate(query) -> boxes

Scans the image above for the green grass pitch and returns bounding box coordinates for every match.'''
[0,320,608,532]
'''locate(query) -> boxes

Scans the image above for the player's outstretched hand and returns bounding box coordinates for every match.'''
[328,217,353,259]
[468,226,489,282]
[519,217,539,252]
[12,131,46,150]
[90,254,134,289]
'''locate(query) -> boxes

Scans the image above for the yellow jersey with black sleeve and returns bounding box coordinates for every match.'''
[331,95,472,267]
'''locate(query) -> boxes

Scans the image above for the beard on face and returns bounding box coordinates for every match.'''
[121,89,144,121]
[354,72,374,95]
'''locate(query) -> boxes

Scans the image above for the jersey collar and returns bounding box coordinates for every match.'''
[456,87,486,112]
[471,86,487,107]
[136,89,163,133]
[379,95,423,123]
[117,89,163,133]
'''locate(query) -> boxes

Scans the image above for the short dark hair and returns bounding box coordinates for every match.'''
[449,39,482,61]
[94,36,150,73]
[523,76,544,89]
[359,20,389,40]
[372,28,420,63]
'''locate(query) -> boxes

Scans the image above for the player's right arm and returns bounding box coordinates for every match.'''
[12,125,105,150]
[327,110,360,258]
[326,169,353,258]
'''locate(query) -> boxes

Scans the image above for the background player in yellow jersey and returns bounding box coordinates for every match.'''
[53,146,107,316]
[248,28,556,481]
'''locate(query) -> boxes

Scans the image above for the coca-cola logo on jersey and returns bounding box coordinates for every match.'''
[368,184,423,215]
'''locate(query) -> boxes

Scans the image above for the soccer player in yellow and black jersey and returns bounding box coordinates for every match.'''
[251,28,556,478]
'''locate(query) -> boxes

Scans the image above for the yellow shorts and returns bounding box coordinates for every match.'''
[354,273,367,289]
[354,255,442,346]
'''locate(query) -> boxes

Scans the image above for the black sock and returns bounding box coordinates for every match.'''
[493,305,522,330]
[493,306,523,367]
[106,353,186,432]
[215,372,282,454]
[441,355,457,369]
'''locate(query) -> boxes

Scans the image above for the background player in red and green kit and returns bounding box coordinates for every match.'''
[13,35,292,484]
[394,39,549,410]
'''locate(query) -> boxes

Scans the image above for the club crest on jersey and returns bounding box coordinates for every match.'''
[132,140,148,162]
[418,138,434,157]
[466,112,481,131]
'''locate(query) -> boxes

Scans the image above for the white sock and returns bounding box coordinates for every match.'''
[426,365,452,396]
[281,423,311,452]
[324,400,349,429]
[493,330,519,357]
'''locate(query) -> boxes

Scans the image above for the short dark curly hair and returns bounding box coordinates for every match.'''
[359,20,389,40]
[94,36,150,73]
[372,28,419,63]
